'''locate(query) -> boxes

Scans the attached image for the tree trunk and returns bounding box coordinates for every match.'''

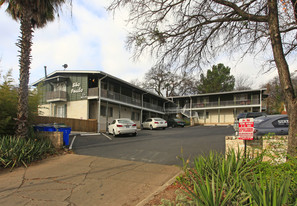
[268,0,297,157]
[16,11,33,138]
[291,0,297,23]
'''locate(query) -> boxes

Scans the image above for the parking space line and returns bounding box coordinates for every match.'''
[80,133,101,136]
[101,132,112,141]
[69,135,77,150]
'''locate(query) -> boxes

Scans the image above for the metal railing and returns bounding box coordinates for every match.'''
[100,89,163,112]
[46,91,67,102]
[191,99,260,108]
[165,99,260,113]
[88,87,99,96]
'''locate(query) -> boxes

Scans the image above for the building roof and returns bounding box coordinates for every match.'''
[32,70,170,101]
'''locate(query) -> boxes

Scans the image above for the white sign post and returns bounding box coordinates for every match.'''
[238,118,254,140]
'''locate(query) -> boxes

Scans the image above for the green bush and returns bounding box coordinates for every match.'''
[243,174,291,206]
[0,135,56,170]
[0,70,41,136]
[176,150,297,206]
[253,156,297,204]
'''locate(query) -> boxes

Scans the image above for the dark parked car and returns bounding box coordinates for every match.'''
[237,112,266,120]
[167,118,186,128]
[253,114,289,136]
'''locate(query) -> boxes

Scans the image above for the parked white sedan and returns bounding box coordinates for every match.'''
[141,118,167,130]
[108,118,137,137]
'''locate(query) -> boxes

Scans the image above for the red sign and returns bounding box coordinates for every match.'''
[238,118,254,140]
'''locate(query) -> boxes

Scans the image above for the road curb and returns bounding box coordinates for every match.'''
[136,169,183,206]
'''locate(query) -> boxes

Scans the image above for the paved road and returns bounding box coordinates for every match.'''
[71,126,234,166]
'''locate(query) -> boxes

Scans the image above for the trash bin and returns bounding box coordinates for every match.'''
[34,124,56,132]
[33,125,42,131]
[57,127,72,146]
[43,126,57,132]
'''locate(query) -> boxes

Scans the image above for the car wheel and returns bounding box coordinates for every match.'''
[163,127,166,130]
[113,130,117,137]
[150,125,153,130]
[132,132,137,136]
[141,124,144,130]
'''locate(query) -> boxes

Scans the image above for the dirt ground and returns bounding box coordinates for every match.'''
[144,182,183,206]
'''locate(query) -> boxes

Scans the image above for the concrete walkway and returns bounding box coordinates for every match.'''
[0,154,181,206]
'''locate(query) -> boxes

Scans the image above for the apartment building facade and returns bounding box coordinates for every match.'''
[33,70,267,130]
[33,70,169,132]
[167,89,267,125]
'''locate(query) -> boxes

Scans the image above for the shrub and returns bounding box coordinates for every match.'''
[242,174,291,206]
[176,150,297,206]
[0,135,56,170]
[0,70,41,136]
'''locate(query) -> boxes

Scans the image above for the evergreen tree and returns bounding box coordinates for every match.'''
[197,64,235,93]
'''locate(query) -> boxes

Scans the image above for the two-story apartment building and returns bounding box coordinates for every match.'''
[33,70,170,131]
[167,89,267,125]
[33,70,267,130]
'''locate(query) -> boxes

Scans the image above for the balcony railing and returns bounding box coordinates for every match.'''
[46,91,67,102]
[181,99,260,109]
[88,87,99,97]
[143,101,163,112]
[99,89,163,112]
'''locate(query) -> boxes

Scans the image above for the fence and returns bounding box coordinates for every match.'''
[33,116,97,133]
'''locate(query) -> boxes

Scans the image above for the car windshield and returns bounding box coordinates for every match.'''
[254,116,266,122]
[154,118,165,121]
[174,119,182,121]
[118,119,134,124]
[237,113,246,119]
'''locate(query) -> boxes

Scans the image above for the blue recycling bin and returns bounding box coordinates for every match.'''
[57,127,72,146]
[33,125,42,131]
[43,126,57,132]
[34,124,56,132]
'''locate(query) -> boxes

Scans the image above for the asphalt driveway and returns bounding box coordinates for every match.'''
[70,125,234,166]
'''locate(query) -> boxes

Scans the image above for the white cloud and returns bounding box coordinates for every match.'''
[0,0,295,88]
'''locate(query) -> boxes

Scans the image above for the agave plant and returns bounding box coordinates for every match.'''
[242,174,291,206]
[0,135,56,170]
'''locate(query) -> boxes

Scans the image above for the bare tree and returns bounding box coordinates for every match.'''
[109,0,297,156]
[264,73,297,114]
[130,79,143,88]
[140,64,198,97]
[235,74,253,90]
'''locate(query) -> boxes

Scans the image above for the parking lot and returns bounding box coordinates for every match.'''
[70,125,234,166]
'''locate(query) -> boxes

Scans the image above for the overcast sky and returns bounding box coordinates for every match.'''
[0,0,293,89]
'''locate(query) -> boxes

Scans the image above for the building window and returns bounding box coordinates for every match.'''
[132,112,140,121]
[198,111,204,119]
[101,106,106,116]
[109,107,113,117]
[100,106,113,117]
[56,104,66,118]
[54,82,66,92]
[197,111,209,119]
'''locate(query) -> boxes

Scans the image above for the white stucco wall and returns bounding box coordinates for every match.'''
[220,109,235,123]
[196,108,235,124]
[67,100,88,119]
[38,104,51,116]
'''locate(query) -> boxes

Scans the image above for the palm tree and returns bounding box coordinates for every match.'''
[0,0,70,138]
